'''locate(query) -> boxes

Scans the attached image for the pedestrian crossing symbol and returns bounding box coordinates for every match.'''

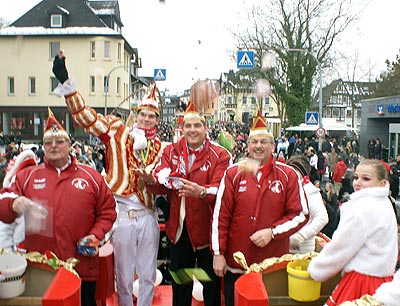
[237,50,254,69]
[305,112,319,125]
[154,69,166,81]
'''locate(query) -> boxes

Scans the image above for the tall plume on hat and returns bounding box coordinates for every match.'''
[43,107,70,140]
[138,84,159,115]
[249,109,273,138]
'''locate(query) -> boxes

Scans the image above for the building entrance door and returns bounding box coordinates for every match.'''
[389,123,400,159]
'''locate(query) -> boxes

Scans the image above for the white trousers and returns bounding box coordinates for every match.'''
[112,209,160,306]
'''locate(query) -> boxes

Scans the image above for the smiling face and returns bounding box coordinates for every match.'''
[43,137,71,168]
[136,109,158,129]
[182,118,207,150]
[353,162,387,191]
[248,136,275,166]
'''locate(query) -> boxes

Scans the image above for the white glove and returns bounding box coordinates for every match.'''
[290,233,306,249]
[130,127,147,150]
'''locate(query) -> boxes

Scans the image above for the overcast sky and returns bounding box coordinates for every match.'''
[2,0,400,94]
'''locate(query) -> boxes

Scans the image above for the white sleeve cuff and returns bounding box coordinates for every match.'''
[53,78,76,97]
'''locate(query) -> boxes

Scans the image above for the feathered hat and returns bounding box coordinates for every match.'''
[43,107,70,140]
[249,110,273,138]
[138,84,159,115]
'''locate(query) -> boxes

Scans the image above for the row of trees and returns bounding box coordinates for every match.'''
[374,54,400,98]
[228,0,400,128]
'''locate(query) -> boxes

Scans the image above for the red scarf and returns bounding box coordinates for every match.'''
[258,156,273,186]
[171,140,205,179]
[140,127,157,140]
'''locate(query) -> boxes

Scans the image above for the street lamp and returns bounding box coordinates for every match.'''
[287,48,323,150]
[104,65,125,115]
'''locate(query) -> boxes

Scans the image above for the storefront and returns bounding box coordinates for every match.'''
[360,96,400,160]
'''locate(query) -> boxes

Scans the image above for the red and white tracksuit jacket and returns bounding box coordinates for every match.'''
[211,158,309,271]
[0,156,116,281]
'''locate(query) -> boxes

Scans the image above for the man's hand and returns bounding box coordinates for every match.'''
[12,196,32,214]
[132,165,156,184]
[77,234,99,256]
[250,228,273,248]
[178,178,205,198]
[52,49,69,84]
[213,255,227,277]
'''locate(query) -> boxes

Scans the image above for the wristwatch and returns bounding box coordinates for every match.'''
[198,187,206,199]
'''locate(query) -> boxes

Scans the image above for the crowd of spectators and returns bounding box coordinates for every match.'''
[0,122,397,209]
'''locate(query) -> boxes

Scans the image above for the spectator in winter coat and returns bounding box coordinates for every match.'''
[320,192,339,239]
[338,169,355,203]
[368,139,376,159]
[374,138,383,160]
[332,157,348,194]
[308,147,319,183]
[327,147,339,181]
[287,154,328,254]
[316,150,327,181]
[324,181,339,212]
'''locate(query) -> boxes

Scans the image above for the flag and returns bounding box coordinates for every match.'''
[218,130,234,151]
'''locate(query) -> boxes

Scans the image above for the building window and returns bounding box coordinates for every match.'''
[269,106,274,112]
[90,41,96,59]
[251,97,256,104]
[10,113,26,130]
[116,77,121,96]
[29,77,36,95]
[51,14,62,27]
[8,77,15,95]
[242,96,247,104]
[90,76,95,94]
[117,43,122,62]
[104,76,108,94]
[104,41,110,59]
[50,77,59,92]
[264,97,270,105]
[50,42,60,59]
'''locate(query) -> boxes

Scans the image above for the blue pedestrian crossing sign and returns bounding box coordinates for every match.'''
[154,69,166,81]
[305,112,319,125]
[237,51,254,69]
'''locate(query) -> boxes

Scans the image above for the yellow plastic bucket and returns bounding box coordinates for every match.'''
[286,259,321,302]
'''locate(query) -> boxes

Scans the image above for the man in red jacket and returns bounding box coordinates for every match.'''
[211,110,309,306]
[332,157,349,194]
[0,110,116,306]
[137,99,232,306]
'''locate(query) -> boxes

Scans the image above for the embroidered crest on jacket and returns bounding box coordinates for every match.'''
[269,180,284,193]
[71,178,89,190]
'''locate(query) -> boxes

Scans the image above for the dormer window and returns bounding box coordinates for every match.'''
[51,14,62,27]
